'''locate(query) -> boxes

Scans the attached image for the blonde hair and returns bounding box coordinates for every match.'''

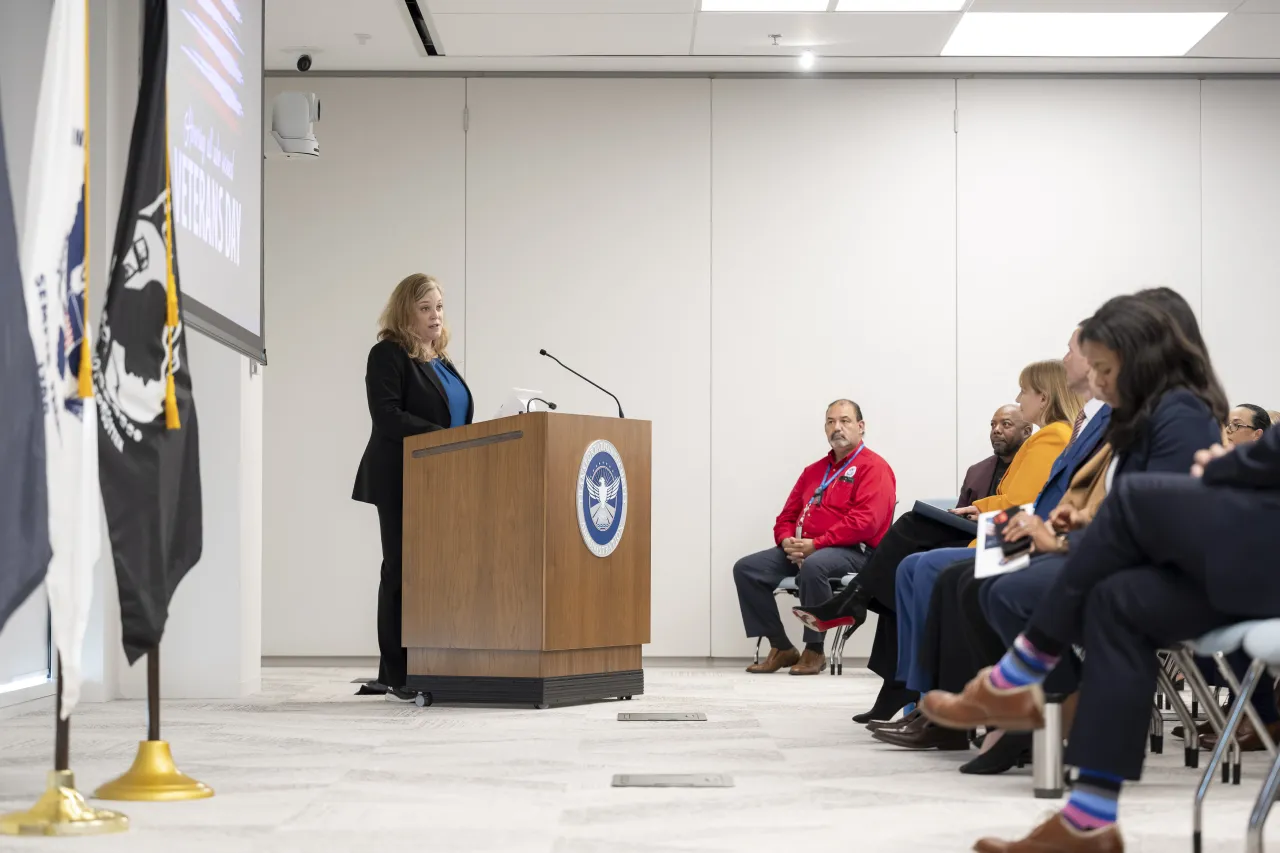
[378,273,451,362]
[1018,359,1082,427]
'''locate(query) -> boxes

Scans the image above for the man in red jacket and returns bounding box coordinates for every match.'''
[734,399,897,675]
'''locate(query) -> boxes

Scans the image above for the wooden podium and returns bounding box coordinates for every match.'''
[401,412,651,708]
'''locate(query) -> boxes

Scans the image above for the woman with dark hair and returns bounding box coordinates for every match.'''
[878,290,1225,767]
[1225,402,1271,448]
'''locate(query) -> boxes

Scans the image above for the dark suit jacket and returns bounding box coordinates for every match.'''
[1032,404,1112,520]
[1063,388,1220,552]
[959,455,1000,508]
[1202,422,1280,614]
[351,339,474,508]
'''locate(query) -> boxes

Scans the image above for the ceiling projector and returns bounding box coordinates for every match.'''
[271,91,320,158]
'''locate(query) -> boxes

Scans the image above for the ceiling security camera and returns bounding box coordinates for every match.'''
[271,92,320,158]
[296,54,312,72]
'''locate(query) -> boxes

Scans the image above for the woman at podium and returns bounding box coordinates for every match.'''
[352,273,474,700]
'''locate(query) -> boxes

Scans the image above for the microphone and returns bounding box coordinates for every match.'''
[527,397,557,413]
[539,349,625,418]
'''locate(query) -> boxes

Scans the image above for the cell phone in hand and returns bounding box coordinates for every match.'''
[992,507,1033,559]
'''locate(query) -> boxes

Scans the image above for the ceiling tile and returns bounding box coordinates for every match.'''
[265,0,423,70]
[432,13,696,55]
[1237,0,1280,11]
[693,11,961,54]
[425,0,697,11]
[1188,11,1280,54]
[970,0,1240,9]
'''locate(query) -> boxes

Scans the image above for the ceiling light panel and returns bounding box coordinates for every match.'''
[701,1,829,11]
[942,12,1228,56]
[835,0,966,9]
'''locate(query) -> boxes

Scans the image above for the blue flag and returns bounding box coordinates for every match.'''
[0,103,52,633]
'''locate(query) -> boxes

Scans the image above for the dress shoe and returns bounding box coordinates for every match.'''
[973,814,1123,853]
[1200,718,1280,752]
[866,707,923,732]
[789,648,827,676]
[1170,719,1213,741]
[873,721,970,751]
[920,668,1045,732]
[853,683,920,724]
[959,732,1032,775]
[746,647,801,674]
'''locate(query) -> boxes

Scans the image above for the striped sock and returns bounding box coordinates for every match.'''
[1061,768,1122,831]
[989,634,1061,690]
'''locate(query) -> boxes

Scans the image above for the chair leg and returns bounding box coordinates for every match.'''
[1158,664,1201,768]
[1150,701,1165,755]
[1246,727,1280,853]
[754,637,762,666]
[1033,698,1065,799]
[1213,652,1277,757]
[1194,659,1265,853]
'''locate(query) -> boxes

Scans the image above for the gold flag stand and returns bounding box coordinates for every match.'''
[93,647,213,802]
[0,665,129,836]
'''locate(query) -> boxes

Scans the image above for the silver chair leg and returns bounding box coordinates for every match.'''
[1033,699,1064,799]
[1158,665,1201,768]
[1246,724,1280,853]
[1175,649,1229,737]
[1150,701,1165,754]
[1213,652,1277,758]
[1194,658,1265,853]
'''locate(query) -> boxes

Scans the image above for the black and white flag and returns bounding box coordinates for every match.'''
[95,0,203,664]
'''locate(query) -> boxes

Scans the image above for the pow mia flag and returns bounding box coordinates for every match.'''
[95,0,203,664]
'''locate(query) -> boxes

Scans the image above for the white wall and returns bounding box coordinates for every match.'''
[709,79,957,658]
[1201,80,1280,409]
[955,79,1204,474]
[464,78,712,657]
[262,78,466,656]
[263,76,1280,660]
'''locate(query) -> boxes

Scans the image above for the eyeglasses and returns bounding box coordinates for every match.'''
[1224,422,1254,434]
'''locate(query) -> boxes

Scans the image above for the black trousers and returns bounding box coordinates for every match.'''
[920,558,1006,693]
[734,546,870,645]
[376,501,408,689]
[856,511,973,680]
[1024,474,1249,780]
[981,554,1084,696]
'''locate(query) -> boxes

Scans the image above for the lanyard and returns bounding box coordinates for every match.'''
[809,443,864,507]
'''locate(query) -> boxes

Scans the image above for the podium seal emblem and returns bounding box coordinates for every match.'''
[577,439,627,557]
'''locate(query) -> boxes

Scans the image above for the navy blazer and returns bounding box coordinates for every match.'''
[1031,405,1112,519]
[1200,422,1280,616]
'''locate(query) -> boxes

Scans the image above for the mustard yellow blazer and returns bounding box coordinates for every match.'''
[971,421,1073,514]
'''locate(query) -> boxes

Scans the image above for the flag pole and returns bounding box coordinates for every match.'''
[0,657,128,836]
[92,645,213,801]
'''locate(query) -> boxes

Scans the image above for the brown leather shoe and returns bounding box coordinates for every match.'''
[872,720,970,751]
[1200,718,1280,752]
[973,813,1123,853]
[866,707,923,733]
[789,648,827,675]
[745,647,801,674]
[920,668,1045,732]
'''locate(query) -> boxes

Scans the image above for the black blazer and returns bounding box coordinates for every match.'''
[351,339,474,508]
[1200,421,1280,616]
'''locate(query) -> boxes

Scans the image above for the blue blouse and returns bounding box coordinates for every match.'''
[430,359,469,428]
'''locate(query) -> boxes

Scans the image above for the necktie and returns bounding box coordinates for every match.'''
[1069,408,1088,445]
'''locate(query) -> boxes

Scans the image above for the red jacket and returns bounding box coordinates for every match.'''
[772,445,897,550]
